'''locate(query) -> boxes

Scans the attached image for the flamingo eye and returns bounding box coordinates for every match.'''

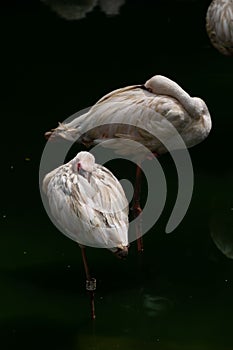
[77,162,81,171]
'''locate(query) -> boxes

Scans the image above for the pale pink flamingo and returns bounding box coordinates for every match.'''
[42,151,129,319]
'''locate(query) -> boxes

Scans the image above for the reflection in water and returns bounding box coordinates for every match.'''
[75,289,173,349]
[76,335,233,350]
[143,294,172,317]
[99,0,125,16]
[210,208,233,259]
[97,288,173,319]
[41,0,125,20]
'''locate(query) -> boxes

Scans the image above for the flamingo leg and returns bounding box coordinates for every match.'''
[81,247,96,320]
[131,153,158,253]
[131,163,143,253]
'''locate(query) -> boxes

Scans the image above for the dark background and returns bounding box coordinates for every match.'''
[1,1,233,349]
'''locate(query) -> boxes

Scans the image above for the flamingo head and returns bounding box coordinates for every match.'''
[191,97,211,122]
[111,246,129,260]
[71,151,95,178]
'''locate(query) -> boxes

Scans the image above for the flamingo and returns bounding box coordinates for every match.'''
[42,151,129,319]
[41,0,125,20]
[41,0,98,20]
[206,0,233,56]
[45,74,212,251]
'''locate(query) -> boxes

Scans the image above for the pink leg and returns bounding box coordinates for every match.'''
[81,247,96,320]
[132,153,158,253]
[132,164,144,253]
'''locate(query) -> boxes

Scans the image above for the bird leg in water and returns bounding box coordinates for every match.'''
[131,164,143,253]
[80,247,96,320]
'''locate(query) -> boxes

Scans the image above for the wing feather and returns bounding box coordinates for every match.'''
[80,87,192,154]
[43,162,129,249]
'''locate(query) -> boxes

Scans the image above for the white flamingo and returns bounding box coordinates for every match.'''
[45,74,212,251]
[42,151,129,319]
[206,0,233,56]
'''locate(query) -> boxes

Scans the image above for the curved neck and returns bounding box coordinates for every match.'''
[145,76,197,118]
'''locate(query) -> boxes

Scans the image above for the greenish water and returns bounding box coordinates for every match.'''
[1,0,233,349]
[1,168,233,349]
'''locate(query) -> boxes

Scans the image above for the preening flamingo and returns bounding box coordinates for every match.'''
[42,151,129,319]
[45,74,212,251]
[206,0,233,56]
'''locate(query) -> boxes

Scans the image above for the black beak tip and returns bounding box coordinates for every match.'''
[115,247,128,260]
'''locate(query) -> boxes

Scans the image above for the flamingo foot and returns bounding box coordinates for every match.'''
[86,277,96,320]
[86,279,96,320]
[86,278,96,291]
[81,247,96,320]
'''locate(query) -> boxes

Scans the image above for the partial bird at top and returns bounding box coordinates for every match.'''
[206,0,233,56]
[45,74,212,156]
[41,0,125,20]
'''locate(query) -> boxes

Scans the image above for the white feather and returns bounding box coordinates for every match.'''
[47,75,211,155]
[43,151,129,250]
[206,0,233,55]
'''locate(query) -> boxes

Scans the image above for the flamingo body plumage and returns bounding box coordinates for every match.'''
[45,75,211,155]
[43,151,129,256]
[206,0,233,56]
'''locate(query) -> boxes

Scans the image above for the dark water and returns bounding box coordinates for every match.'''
[1,0,233,349]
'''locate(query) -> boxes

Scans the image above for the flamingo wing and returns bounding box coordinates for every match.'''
[79,87,193,154]
[43,164,129,249]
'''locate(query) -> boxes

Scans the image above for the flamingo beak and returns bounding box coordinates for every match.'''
[114,246,128,260]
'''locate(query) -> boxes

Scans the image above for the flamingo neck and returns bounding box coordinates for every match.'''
[146,76,198,119]
[169,86,197,118]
